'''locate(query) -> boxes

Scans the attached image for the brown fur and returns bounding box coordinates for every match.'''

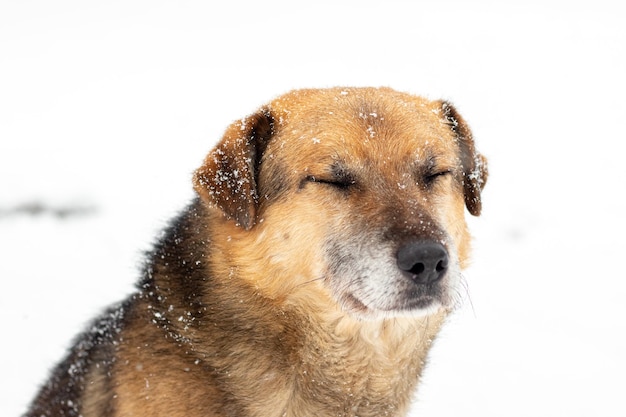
[25,87,487,417]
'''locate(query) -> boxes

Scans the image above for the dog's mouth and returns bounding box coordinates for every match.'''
[338,282,447,319]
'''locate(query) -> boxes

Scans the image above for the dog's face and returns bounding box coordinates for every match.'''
[194,88,487,320]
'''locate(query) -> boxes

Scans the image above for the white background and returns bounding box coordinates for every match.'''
[1,1,625,415]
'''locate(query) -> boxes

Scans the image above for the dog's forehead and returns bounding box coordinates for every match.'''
[269,88,457,165]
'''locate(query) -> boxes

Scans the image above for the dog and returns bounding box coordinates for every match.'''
[25,87,487,417]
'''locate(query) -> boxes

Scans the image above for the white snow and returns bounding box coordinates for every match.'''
[1,1,625,416]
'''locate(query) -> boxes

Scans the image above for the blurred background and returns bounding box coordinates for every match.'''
[1,1,624,415]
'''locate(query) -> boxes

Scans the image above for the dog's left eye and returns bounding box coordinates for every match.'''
[424,170,452,186]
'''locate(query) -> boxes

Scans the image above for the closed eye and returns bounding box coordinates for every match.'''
[424,169,453,186]
[303,161,357,190]
[306,175,356,189]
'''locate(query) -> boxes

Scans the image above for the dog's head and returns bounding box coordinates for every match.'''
[194,88,487,320]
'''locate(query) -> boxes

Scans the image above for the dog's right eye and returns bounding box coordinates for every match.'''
[302,162,357,191]
[305,175,355,189]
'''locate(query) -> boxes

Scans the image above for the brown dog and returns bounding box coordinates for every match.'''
[26,87,487,417]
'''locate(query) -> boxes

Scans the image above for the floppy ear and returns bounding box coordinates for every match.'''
[440,101,488,216]
[193,109,274,229]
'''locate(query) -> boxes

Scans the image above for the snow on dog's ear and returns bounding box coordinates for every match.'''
[440,101,488,216]
[193,109,274,230]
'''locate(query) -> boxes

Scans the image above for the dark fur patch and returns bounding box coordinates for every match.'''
[25,303,127,417]
[138,199,212,341]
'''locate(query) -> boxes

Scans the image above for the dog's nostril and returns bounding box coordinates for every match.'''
[436,259,447,272]
[397,241,449,285]
[409,263,425,275]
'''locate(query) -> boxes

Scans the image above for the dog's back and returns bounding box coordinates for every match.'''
[26,303,127,416]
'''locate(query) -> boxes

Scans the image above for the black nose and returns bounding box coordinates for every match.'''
[396,241,449,284]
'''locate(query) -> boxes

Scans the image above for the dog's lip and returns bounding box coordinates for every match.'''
[398,295,441,311]
[342,293,370,314]
[345,290,442,315]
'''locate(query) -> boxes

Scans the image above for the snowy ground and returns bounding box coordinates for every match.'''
[1,1,625,416]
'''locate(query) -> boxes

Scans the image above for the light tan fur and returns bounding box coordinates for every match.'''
[26,87,487,417]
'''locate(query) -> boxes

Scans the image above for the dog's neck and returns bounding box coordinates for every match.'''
[276,309,445,417]
[144,268,446,417]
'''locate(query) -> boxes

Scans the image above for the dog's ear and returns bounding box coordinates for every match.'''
[440,101,488,216]
[193,109,274,229]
